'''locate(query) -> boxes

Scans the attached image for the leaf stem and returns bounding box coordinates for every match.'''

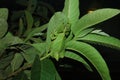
[40,53,51,61]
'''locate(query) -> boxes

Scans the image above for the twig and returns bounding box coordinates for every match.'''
[6,64,32,79]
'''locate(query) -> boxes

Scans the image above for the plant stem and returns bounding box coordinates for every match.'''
[6,64,32,79]
[6,53,51,79]
[40,53,51,60]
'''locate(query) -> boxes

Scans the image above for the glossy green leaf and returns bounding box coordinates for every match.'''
[40,59,57,80]
[11,53,24,72]
[0,8,8,20]
[72,8,120,36]
[62,0,79,24]
[31,55,41,80]
[0,19,8,38]
[78,33,120,50]
[66,40,111,80]
[65,51,92,71]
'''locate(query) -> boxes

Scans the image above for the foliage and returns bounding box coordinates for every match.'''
[0,0,120,80]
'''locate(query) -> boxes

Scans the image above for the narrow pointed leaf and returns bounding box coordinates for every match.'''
[77,28,94,38]
[66,40,111,80]
[18,18,24,37]
[62,0,79,24]
[31,55,41,80]
[65,51,92,71]
[78,33,120,50]
[72,8,120,36]
[24,10,34,35]
[91,29,109,36]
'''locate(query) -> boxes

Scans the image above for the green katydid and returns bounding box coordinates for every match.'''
[46,12,70,60]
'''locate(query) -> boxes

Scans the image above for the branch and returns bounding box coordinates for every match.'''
[6,64,32,79]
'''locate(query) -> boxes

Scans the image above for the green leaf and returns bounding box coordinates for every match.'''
[24,10,34,35]
[66,40,111,80]
[55,71,62,80]
[0,54,13,70]
[18,18,24,37]
[0,33,13,54]
[11,53,24,72]
[0,8,8,20]
[4,65,13,77]
[19,45,40,63]
[72,8,120,36]
[77,28,94,38]
[62,0,79,24]
[0,32,23,53]
[25,24,48,42]
[31,43,46,57]
[31,55,41,80]
[91,29,109,36]
[65,51,92,71]
[78,33,120,50]
[27,0,37,13]
[0,19,8,38]
[40,59,57,80]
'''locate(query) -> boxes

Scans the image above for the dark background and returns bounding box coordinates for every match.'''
[0,0,120,80]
